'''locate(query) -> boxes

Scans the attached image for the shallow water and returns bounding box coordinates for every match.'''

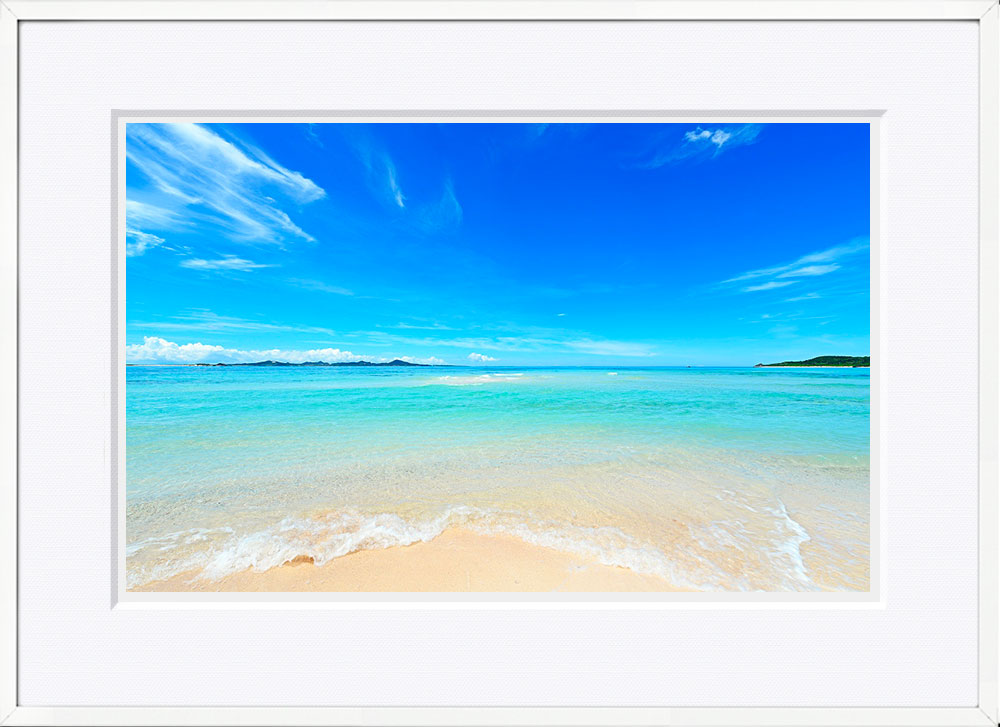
[126,365,870,591]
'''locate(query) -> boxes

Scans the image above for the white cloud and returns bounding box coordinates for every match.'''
[684,128,732,147]
[126,336,367,364]
[684,129,712,142]
[743,280,797,293]
[180,256,275,272]
[126,123,325,244]
[785,292,822,302]
[125,228,165,257]
[127,337,229,363]
[467,352,497,362]
[635,124,762,168]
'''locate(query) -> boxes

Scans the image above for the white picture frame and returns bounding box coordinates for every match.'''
[1,1,997,725]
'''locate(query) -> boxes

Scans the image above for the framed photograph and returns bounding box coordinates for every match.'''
[118,114,875,602]
[2,1,997,725]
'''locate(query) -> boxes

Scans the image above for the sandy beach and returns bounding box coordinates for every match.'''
[134,527,687,592]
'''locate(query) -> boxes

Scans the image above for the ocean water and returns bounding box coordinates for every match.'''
[125,365,870,591]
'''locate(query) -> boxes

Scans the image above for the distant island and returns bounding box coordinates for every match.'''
[191,359,437,367]
[754,356,869,368]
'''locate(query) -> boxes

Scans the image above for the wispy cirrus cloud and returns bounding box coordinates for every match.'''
[126,123,325,245]
[351,136,408,212]
[125,200,187,255]
[386,161,406,208]
[304,123,324,148]
[349,327,656,358]
[125,228,165,257]
[380,321,458,331]
[776,264,840,279]
[287,278,355,296]
[743,280,797,293]
[785,292,822,302]
[180,256,275,272]
[412,179,463,233]
[631,124,763,168]
[126,199,188,228]
[723,237,869,294]
[725,239,868,284]
[529,123,549,140]
[129,310,339,337]
[347,130,462,232]
[521,123,590,147]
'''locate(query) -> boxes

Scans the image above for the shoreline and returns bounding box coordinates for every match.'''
[131,527,688,593]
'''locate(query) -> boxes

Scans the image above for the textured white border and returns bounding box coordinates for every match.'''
[979,5,1000,722]
[2,1,997,725]
[0,2,16,726]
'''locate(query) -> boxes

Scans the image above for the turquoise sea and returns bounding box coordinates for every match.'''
[125,365,870,591]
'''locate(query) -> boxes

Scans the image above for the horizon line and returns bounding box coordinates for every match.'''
[125,359,871,368]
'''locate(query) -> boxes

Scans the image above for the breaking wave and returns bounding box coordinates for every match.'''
[126,501,819,592]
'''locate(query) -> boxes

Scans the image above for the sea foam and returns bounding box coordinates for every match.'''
[433,373,526,386]
[127,502,819,592]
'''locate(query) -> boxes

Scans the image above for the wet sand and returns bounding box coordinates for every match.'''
[134,527,687,592]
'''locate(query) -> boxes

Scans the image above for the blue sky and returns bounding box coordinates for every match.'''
[125,122,870,366]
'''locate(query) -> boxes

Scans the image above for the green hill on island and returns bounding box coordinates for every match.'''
[754,356,869,368]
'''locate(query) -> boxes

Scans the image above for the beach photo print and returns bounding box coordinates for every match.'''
[122,120,871,595]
